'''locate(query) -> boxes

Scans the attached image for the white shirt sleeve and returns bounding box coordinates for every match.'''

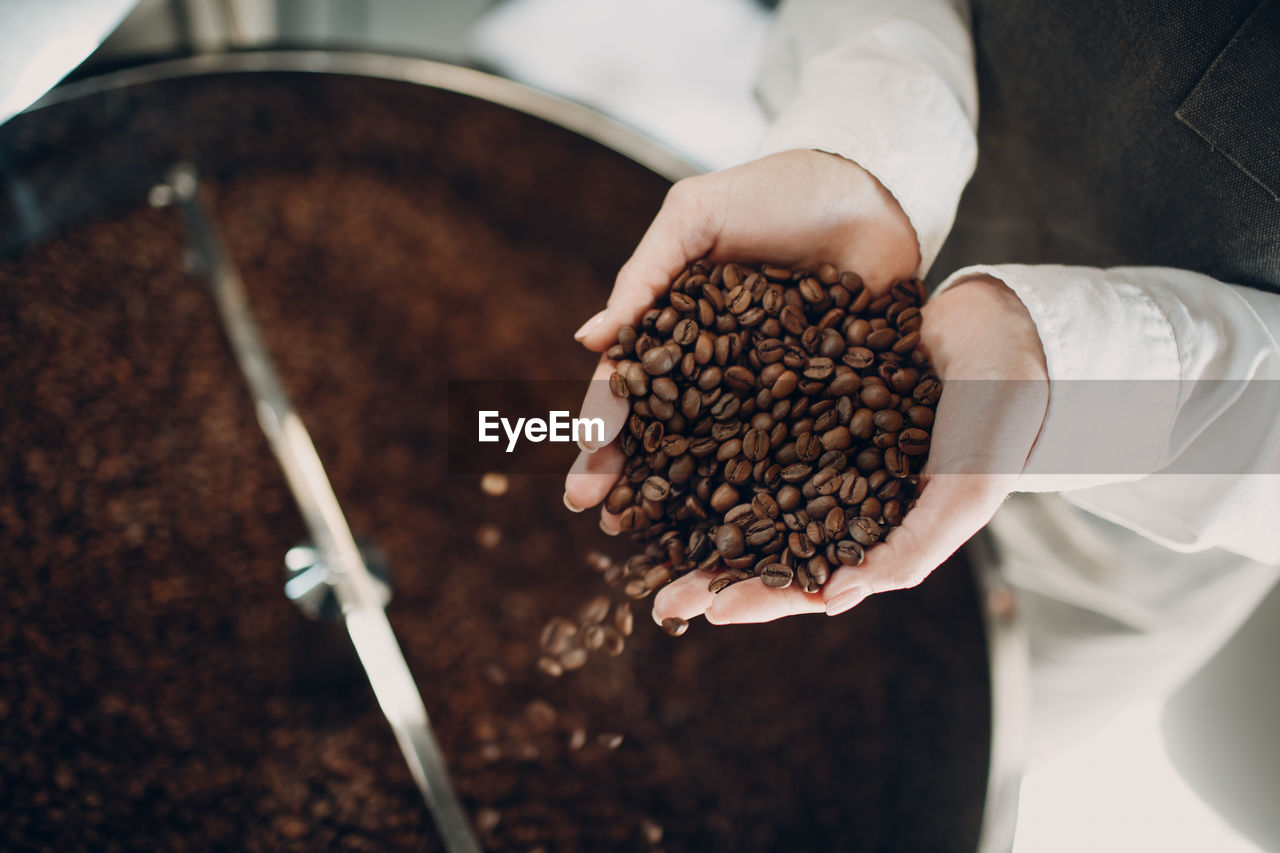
[936,264,1280,565]
[754,0,979,275]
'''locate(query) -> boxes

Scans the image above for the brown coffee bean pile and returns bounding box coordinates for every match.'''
[604,260,939,596]
[0,75,989,852]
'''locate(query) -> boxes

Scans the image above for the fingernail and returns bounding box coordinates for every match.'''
[599,518,619,536]
[577,436,599,453]
[826,585,871,616]
[563,491,584,513]
[573,310,607,340]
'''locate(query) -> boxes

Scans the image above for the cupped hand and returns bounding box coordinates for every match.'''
[653,275,1049,625]
[565,149,920,514]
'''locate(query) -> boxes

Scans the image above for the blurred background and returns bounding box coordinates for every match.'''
[6,1,1278,851]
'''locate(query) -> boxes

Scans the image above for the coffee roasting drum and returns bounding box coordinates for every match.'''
[0,53,1025,851]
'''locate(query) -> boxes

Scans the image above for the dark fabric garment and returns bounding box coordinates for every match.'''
[933,0,1280,294]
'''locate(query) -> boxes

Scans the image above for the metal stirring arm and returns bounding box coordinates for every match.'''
[158,164,479,853]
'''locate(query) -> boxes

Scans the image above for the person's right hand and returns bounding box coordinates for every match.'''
[564,149,921,515]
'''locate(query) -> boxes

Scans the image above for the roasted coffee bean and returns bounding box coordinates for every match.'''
[770,370,799,398]
[854,448,882,474]
[759,563,794,589]
[708,574,736,594]
[848,516,884,547]
[889,367,919,395]
[715,438,743,462]
[899,428,930,455]
[669,290,697,312]
[709,483,740,513]
[724,503,755,526]
[804,490,836,516]
[860,384,892,410]
[643,565,672,590]
[741,427,770,461]
[802,357,834,380]
[780,463,814,483]
[744,518,778,547]
[609,371,630,399]
[726,285,751,314]
[757,338,786,364]
[752,492,780,519]
[605,484,635,514]
[649,395,676,421]
[849,407,875,440]
[806,555,832,589]
[668,454,696,485]
[798,276,825,303]
[641,345,676,376]
[686,527,711,561]
[643,421,664,453]
[873,430,899,450]
[670,317,698,346]
[875,476,902,501]
[892,278,923,304]
[907,405,935,428]
[723,456,753,484]
[843,346,874,369]
[655,306,679,334]
[714,523,746,558]
[805,520,827,546]
[710,395,741,421]
[892,330,921,355]
[884,446,910,478]
[795,562,816,593]
[641,476,671,502]
[913,377,942,406]
[660,434,689,457]
[560,647,589,671]
[833,539,865,566]
[661,617,689,637]
[872,409,903,432]
[786,531,816,559]
[618,505,645,532]
[824,506,847,540]
[795,432,823,462]
[537,656,565,677]
[773,484,801,512]
[779,305,806,336]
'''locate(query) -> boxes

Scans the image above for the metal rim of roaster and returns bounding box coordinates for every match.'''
[22,50,1030,853]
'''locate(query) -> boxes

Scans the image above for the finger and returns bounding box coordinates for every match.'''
[575,180,720,351]
[652,570,717,623]
[564,442,625,512]
[823,472,1011,614]
[705,576,826,624]
[576,356,629,452]
[599,506,621,536]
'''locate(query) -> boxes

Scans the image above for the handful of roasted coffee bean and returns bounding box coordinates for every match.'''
[602,260,939,598]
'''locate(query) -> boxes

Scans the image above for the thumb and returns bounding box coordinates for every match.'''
[575,178,721,351]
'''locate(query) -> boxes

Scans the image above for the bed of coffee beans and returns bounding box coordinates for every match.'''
[603,260,939,597]
[1,72,986,851]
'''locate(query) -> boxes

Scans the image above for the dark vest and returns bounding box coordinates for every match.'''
[933,0,1280,294]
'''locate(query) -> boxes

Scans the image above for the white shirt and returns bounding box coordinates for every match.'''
[753,0,1280,565]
